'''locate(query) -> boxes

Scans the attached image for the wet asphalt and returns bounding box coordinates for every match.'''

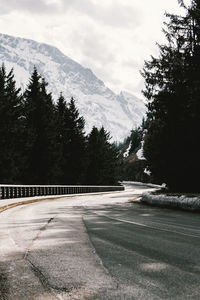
[0,185,200,299]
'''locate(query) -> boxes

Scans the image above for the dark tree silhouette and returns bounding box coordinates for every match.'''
[142,0,200,191]
[0,64,24,183]
[86,127,119,185]
[22,68,59,184]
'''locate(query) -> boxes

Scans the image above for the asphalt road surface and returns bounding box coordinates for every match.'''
[0,184,200,300]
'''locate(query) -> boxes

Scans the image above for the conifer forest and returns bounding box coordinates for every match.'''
[0,66,119,185]
[142,0,200,192]
[1,0,200,192]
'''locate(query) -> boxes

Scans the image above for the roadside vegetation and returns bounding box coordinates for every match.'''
[0,66,119,185]
[120,0,200,193]
[1,1,200,192]
[142,0,200,192]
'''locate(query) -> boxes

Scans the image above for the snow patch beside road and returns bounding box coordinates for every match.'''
[122,181,162,188]
[141,192,200,211]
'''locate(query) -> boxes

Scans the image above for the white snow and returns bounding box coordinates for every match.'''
[141,192,200,211]
[144,168,151,176]
[122,181,162,188]
[136,141,145,160]
[123,142,132,158]
[0,33,147,141]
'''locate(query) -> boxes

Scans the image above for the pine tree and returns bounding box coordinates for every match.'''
[56,96,86,184]
[64,97,86,184]
[129,126,143,154]
[86,127,119,185]
[23,68,59,184]
[55,93,67,183]
[0,64,24,183]
[142,0,200,191]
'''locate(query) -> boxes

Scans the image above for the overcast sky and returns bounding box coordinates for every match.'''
[0,0,188,98]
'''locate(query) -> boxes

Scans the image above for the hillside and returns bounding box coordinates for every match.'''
[0,33,146,141]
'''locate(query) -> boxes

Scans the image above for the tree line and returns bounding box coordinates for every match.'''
[142,0,200,192]
[0,65,119,185]
[117,121,151,183]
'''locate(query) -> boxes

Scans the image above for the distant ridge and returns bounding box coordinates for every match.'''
[0,33,146,141]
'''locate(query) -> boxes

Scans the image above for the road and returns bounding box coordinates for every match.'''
[0,184,200,300]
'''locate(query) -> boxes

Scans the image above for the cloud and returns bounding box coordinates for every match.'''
[68,0,140,28]
[0,5,10,15]
[0,0,140,28]
[123,59,140,70]
[0,0,185,98]
[0,0,63,15]
[70,27,114,64]
[124,78,145,96]
[99,2,140,28]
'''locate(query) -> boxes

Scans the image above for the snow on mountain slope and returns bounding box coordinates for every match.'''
[0,33,146,141]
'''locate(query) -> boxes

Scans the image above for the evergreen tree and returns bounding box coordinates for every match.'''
[142,0,200,191]
[0,64,24,183]
[86,127,119,185]
[23,68,59,184]
[129,126,143,154]
[56,96,86,184]
[55,93,67,183]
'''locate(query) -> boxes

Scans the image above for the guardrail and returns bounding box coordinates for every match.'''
[0,184,124,200]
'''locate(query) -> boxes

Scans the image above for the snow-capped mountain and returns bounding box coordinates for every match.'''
[0,33,146,141]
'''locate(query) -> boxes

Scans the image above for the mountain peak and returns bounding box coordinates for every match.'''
[0,32,146,141]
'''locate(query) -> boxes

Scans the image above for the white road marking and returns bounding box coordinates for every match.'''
[93,212,200,239]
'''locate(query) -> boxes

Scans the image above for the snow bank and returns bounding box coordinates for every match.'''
[122,181,162,188]
[136,141,145,160]
[141,192,200,211]
[123,142,132,158]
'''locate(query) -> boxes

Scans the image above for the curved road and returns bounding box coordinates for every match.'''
[0,184,200,299]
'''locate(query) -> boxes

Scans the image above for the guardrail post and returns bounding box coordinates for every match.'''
[13,187,17,198]
[18,187,20,197]
[5,187,9,199]
[0,184,124,200]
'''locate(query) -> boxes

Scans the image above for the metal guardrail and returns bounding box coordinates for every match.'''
[0,184,124,200]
